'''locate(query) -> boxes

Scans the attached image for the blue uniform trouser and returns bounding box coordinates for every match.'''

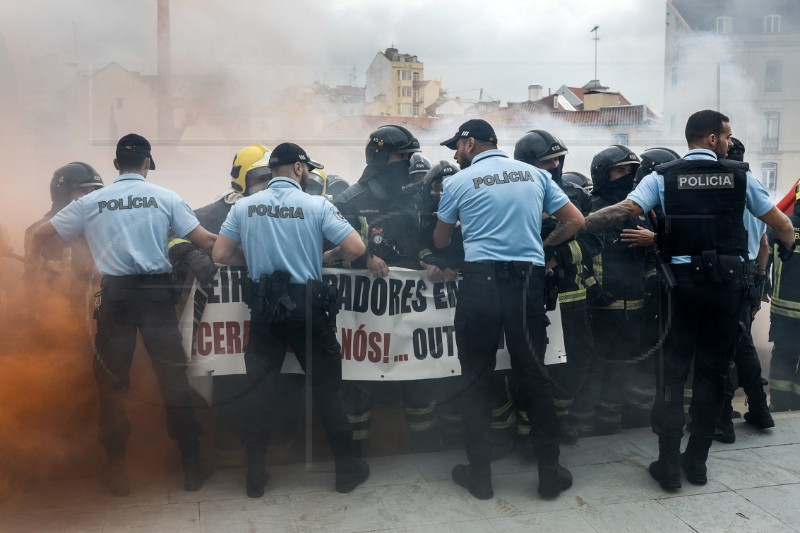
[454,262,559,467]
[94,274,203,457]
[242,292,353,461]
[652,273,747,439]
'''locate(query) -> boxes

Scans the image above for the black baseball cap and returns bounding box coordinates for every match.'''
[268,142,323,170]
[440,119,498,150]
[116,133,156,170]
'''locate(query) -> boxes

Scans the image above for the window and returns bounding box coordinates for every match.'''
[761,163,778,194]
[412,106,419,116]
[764,14,781,34]
[765,60,783,92]
[413,89,420,102]
[398,70,412,80]
[412,72,419,81]
[612,133,629,146]
[398,86,412,98]
[716,16,732,34]
[399,103,413,115]
[763,112,780,152]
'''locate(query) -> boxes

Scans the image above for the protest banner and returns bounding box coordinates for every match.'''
[179,267,566,380]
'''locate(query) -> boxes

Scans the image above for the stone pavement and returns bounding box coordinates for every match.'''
[1,411,800,532]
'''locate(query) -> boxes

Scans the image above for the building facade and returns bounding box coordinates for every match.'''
[665,0,800,195]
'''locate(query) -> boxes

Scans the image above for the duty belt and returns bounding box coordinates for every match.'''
[463,261,544,278]
[101,273,173,288]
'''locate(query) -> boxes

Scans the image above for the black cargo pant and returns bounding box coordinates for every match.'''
[769,314,800,411]
[721,291,766,412]
[94,274,202,457]
[549,300,594,411]
[455,262,559,466]
[652,271,746,439]
[242,284,353,460]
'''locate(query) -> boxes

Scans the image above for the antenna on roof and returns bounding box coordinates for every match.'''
[591,26,600,82]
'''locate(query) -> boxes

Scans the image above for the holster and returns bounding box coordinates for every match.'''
[543,269,559,311]
[308,279,340,328]
[249,271,296,323]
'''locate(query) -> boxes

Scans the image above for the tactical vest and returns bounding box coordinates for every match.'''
[658,158,748,260]
[771,213,800,319]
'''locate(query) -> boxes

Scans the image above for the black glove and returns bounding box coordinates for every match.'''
[186,249,217,285]
[584,275,614,307]
[168,241,195,264]
[750,272,767,310]
[777,241,796,262]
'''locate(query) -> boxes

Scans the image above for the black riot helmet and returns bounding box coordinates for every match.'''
[409,153,432,181]
[634,147,680,185]
[423,160,460,199]
[49,162,104,212]
[364,125,421,169]
[590,145,641,195]
[514,129,569,181]
[561,171,593,193]
[513,130,569,164]
[325,174,350,200]
[727,137,745,162]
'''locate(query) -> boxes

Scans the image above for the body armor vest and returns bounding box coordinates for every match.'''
[659,158,748,260]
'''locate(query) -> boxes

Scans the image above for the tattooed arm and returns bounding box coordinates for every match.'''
[585,199,644,232]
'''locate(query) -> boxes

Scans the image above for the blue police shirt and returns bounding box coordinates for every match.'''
[51,173,200,276]
[628,149,774,264]
[219,177,354,283]
[745,212,766,261]
[437,149,570,265]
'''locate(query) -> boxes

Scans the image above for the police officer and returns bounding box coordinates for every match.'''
[585,110,794,490]
[335,125,444,454]
[767,182,800,412]
[435,119,585,500]
[714,137,773,442]
[26,133,217,496]
[168,144,282,467]
[212,142,369,498]
[24,163,104,293]
[514,130,601,444]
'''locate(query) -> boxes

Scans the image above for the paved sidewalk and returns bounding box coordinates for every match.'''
[2,411,800,532]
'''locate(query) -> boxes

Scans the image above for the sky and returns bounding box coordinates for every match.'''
[0,0,668,109]
[0,0,669,248]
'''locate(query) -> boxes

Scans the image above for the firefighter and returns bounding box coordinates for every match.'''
[513,130,602,445]
[334,125,445,453]
[767,181,800,412]
[571,145,656,437]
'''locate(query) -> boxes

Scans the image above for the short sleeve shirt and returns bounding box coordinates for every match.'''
[219,177,354,283]
[50,173,200,275]
[437,149,569,265]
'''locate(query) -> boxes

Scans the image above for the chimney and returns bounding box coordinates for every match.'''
[528,83,543,102]
[157,0,174,141]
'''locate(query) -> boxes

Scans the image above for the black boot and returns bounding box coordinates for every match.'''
[452,463,493,500]
[744,391,775,429]
[100,453,131,497]
[557,416,579,444]
[538,464,573,498]
[182,451,211,492]
[681,435,711,485]
[246,453,267,498]
[714,402,736,444]
[649,435,682,490]
[335,458,370,493]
